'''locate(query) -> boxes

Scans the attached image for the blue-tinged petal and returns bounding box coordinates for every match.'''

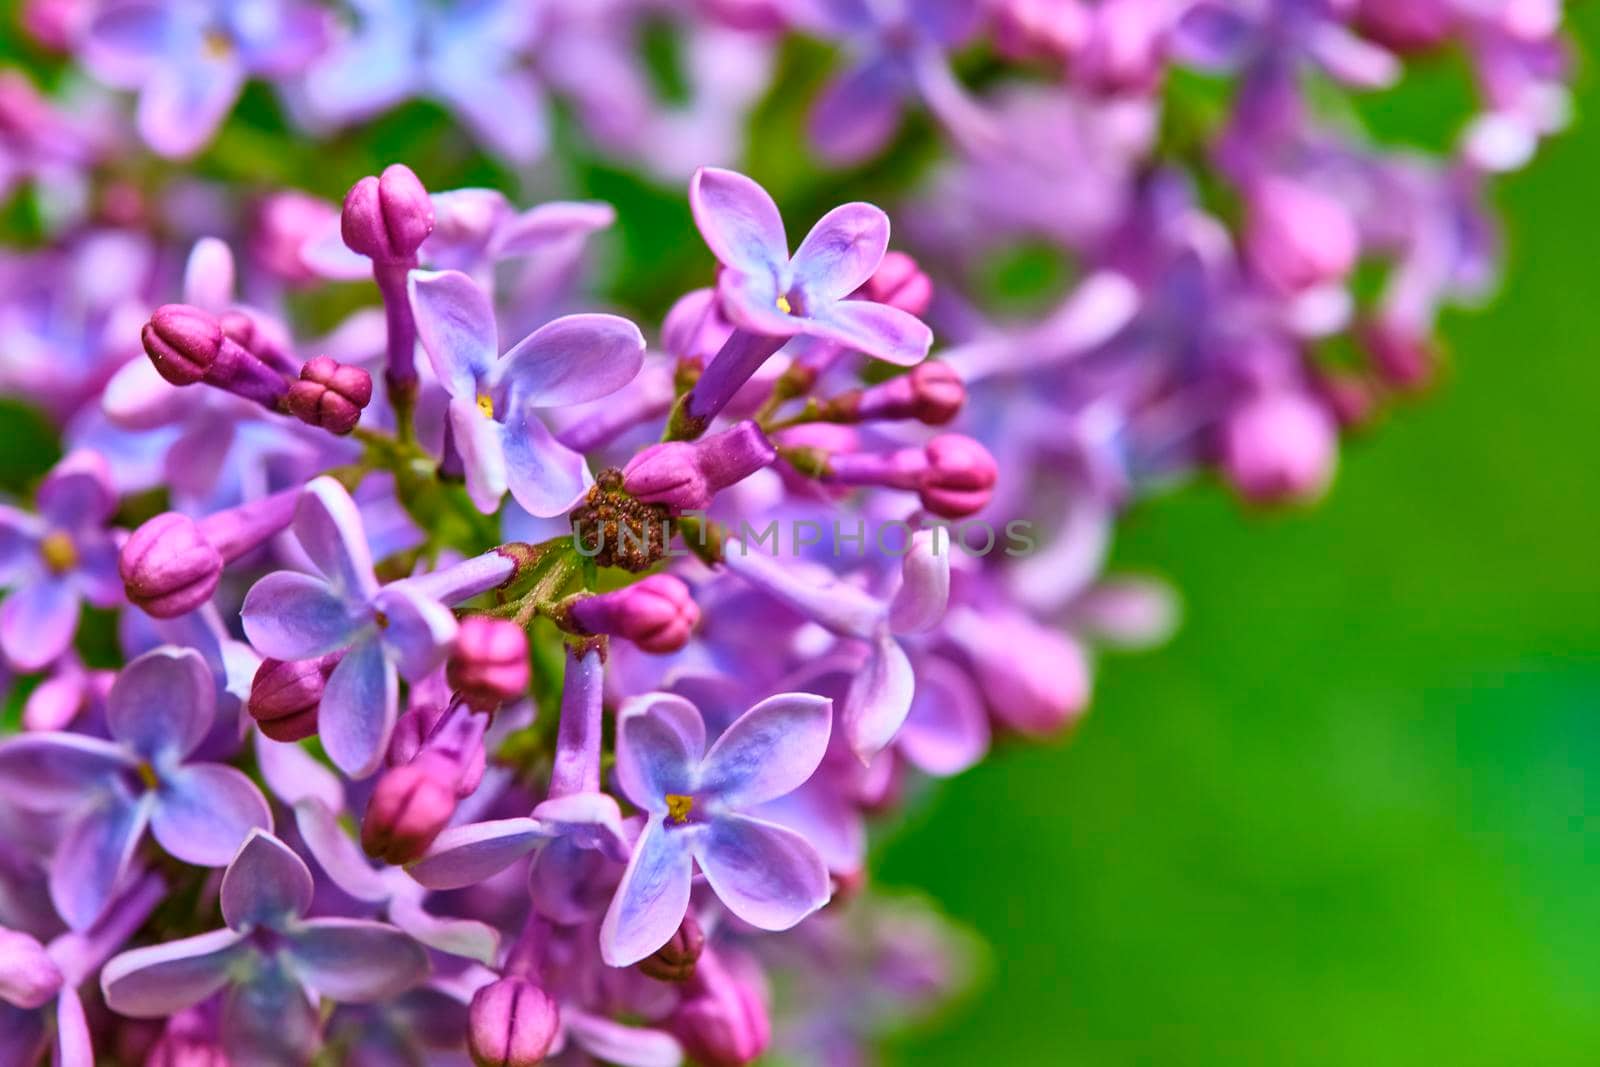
[448,397,509,514]
[254,730,344,811]
[293,798,389,902]
[285,917,430,1001]
[714,267,801,338]
[896,654,989,777]
[843,632,915,764]
[100,927,248,1016]
[222,956,320,1067]
[303,19,417,122]
[432,67,549,165]
[0,733,133,811]
[106,646,215,762]
[599,816,695,967]
[488,200,615,261]
[136,55,245,159]
[0,504,42,584]
[372,582,458,683]
[50,795,152,930]
[694,813,829,931]
[318,637,397,779]
[719,543,883,639]
[803,298,932,366]
[294,478,379,601]
[0,577,81,673]
[37,451,118,528]
[689,167,789,277]
[613,694,705,810]
[221,829,314,931]
[531,791,629,861]
[151,763,272,867]
[564,1009,683,1067]
[240,571,363,661]
[406,817,550,891]
[387,893,499,964]
[501,407,592,518]
[0,1001,46,1065]
[808,57,909,166]
[81,0,173,88]
[790,201,891,306]
[698,693,832,810]
[496,313,646,409]
[408,270,498,397]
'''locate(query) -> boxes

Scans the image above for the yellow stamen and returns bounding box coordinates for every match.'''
[39,531,78,575]
[374,610,389,630]
[665,793,693,824]
[476,393,494,419]
[775,295,793,315]
[136,762,160,790]
[203,29,233,59]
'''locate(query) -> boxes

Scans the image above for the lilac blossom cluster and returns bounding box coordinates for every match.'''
[0,1,1571,1065]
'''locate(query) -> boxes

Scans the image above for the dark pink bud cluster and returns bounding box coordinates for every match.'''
[566,574,700,654]
[248,652,341,742]
[286,355,373,435]
[623,420,777,513]
[447,616,531,711]
[468,977,560,1067]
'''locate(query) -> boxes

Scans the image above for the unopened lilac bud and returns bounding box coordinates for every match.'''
[854,362,966,425]
[248,654,339,742]
[567,574,700,653]
[119,512,223,617]
[623,421,777,513]
[638,912,706,982]
[1361,319,1437,393]
[956,613,1091,736]
[993,0,1090,63]
[145,1034,229,1067]
[468,977,560,1067]
[0,927,63,1010]
[1246,178,1359,294]
[362,751,458,864]
[286,356,373,435]
[448,616,531,711]
[1355,0,1453,52]
[142,303,222,386]
[1219,390,1338,505]
[669,951,770,1067]
[253,191,337,285]
[342,164,434,263]
[858,250,933,316]
[919,434,999,518]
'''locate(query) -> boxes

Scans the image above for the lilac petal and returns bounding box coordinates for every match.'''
[50,796,152,930]
[372,583,457,683]
[599,817,695,967]
[564,1010,683,1067]
[434,67,549,165]
[531,791,629,861]
[0,577,81,672]
[0,505,40,582]
[715,268,803,338]
[409,269,498,397]
[791,202,891,305]
[253,730,344,811]
[756,783,865,874]
[293,799,389,902]
[529,834,616,923]
[319,636,397,779]
[295,478,378,601]
[37,451,118,528]
[405,817,549,891]
[53,984,93,1067]
[0,733,133,811]
[887,527,950,635]
[449,398,509,513]
[100,927,247,1016]
[804,299,932,366]
[489,200,616,260]
[299,218,373,280]
[81,1,171,87]
[843,633,915,764]
[699,693,832,809]
[694,813,829,931]
[303,17,415,121]
[221,958,320,1067]
[286,917,430,1001]
[423,188,511,268]
[221,829,314,931]
[107,646,215,762]
[0,1002,46,1065]
[808,58,908,166]
[501,408,592,518]
[614,694,705,810]
[719,544,882,638]
[496,314,646,409]
[137,57,244,159]
[183,236,235,313]
[387,893,499,965]
[896,655,988,777]
[151,763,272,866]
[240,571,361,662]
[689,167,789,277]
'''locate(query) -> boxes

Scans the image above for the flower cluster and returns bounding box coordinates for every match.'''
[0,1,1571,1064]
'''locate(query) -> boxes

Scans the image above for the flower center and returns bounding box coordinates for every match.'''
[775,295,793,315]
[136,762,160,791]
[665,793,693,824]
[374,610,389,630]
[476,392,494,419]
[203,28,233,60]
[39,530,78,575]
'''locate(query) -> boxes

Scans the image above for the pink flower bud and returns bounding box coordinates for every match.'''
[918,434,999,519]
[992,0,1090,63]
[623,421,776,513]
[248,654,339,742]
[447,617,531,712]
[669,951,770,1067]
[341,164,435,263]
[568,575,700,654]
[1361,318,1437,393]
[0,927,63,1010]
[1219,390,1338,505]
[1354,0,1454,52]
[252,191,338,285]
[468,977,561,1067]
[858,250,933,316]
[361,751,459,864]
[1246,178,1359,293]
[854,362,966,425]
[119,513,224,618]
[638,911,706,983]
[286,356,373,435]
[964,615,1091,736]
[145,1035,230,1067]
[142,304,222,386]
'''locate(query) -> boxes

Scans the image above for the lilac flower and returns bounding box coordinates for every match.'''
[0,451,122,672]
[240,477,461,777]
[101,830,429,1065]
[0,647,271,928]
[600,689,834,967]
[408,269,646,515]
[81,0,329,157]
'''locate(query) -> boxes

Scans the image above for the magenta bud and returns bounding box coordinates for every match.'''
[980,623,1091,736]
[1361,319,1437,393]
[119,512,224,618]
[918,434,998,519]
[638,912,706,982]
[567,575,699,654]
[342,164,434,263]
[1355,0,1453,52]
[1219,390,1338,505]
[0,927,63,1010]
[1246,178,1359,294]
[469,977,560,1067]
[623,421,776,513]
[669,951,771,1067]
[248,654,339,742]
[287,356,374,435]
[447,617,531,712]
[361,751,459,864]
[859,250,933,317]
[142,304,222,386]
[992,0,1090,62]
[855,362,965,425]
[145,1035,230,1067]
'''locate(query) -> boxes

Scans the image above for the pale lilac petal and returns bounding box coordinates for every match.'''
[293,799,389,902]
[422,188,511,268]
[319,637,397,779]
[221,959,320,1066]
[50,796,152,930]
[715,268,803,338]
[295,478,378,601]
[501,408,592,518]
[137,57,244,158]
[434,67,549,164]
[699,693,832,809]
[387,894,499,965]
[843,633,915,764]
[37,451,117,527]
[254,730,344,811]
[405,817,549,891]
[614,694,705,810]
[240,571,362,661]
[409,269,498,397]
[719,544,882,638]
[496,313,646,409]
[530,791,629,861]
[689,167,789,277]
[372,583,457,683]
[756,783,865,873]
[529,834,617,923]
[81,1,171,87]
[300,218,373,280]
[286,917,430,1001]
[489,200,616,260]
[809,58,908,165]
[100,927,248,1016]
[183,236,235,313]
[791,202,891,305]
[804,299,932,366]
[694,814,829,931]
[303,19,415,121]
[449,398,509,513]
[53,984,93,1067]
[0,577,80,672]
[0,733,133,811]
[107,646,214,761]
[887,527,950,635]
[0,505,40,582]
[896,656,988,777]
[564,1010,683,1067]
[150,763,272,866]
[599,817,695,967]
[221,829,313,931]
